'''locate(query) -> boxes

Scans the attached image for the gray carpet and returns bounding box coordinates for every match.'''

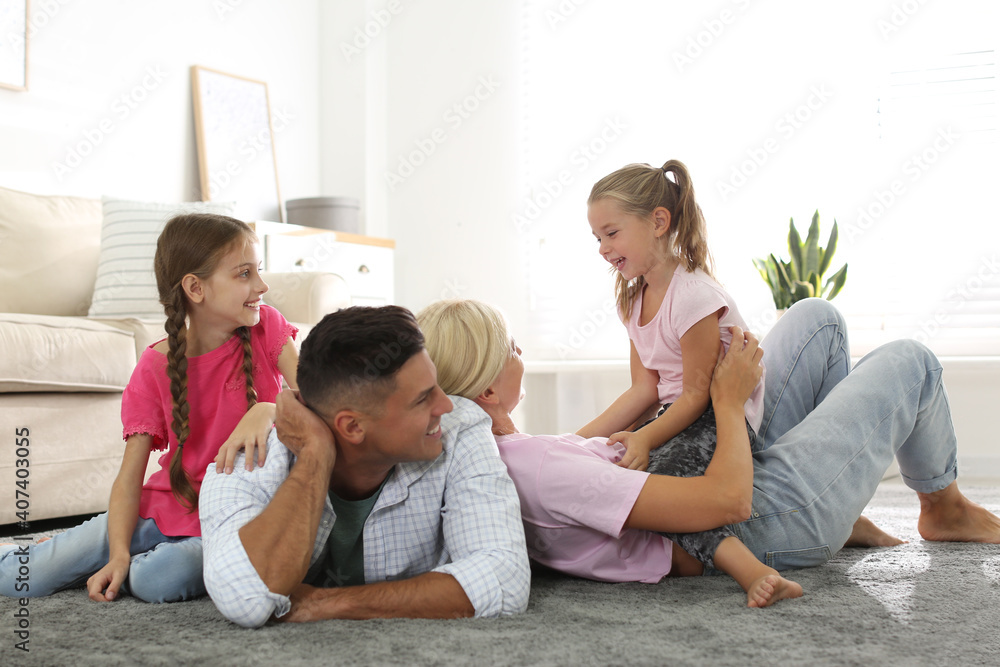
[2,481,999,666]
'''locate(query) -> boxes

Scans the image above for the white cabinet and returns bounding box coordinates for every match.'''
[253,222,395,306]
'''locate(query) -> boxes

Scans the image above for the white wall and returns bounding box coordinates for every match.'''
[1,0,321,206]
[383,1,528,335]
[318,0,528,333]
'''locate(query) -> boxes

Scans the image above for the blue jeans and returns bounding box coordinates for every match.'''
[731,298,959,570]
[0,513,204,602]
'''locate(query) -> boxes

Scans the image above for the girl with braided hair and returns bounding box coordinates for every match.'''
[0,214,298,603]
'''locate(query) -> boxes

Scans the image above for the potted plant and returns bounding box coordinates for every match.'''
[753,210,848,311]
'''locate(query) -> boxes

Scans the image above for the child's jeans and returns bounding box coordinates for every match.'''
[0,512,204,602]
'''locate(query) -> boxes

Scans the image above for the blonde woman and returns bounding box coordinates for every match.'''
[417,298,1000,605]
[418,299,801,607]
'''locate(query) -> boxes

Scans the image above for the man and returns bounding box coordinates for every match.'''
[199,306,530,627]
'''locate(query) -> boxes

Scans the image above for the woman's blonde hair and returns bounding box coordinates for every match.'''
[153,213,259,512]
[589,159,715,320]
[417,300,514,401]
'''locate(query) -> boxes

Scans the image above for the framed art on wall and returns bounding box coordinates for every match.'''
[191,65,283,222]
[0,0,28,91]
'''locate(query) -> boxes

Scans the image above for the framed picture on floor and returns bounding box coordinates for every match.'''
[191,65,284,222]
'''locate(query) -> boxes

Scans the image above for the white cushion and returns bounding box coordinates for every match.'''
[0,185,102,316]
[88,316,167,361]
[87,196,236,318]
[0,313,137,392]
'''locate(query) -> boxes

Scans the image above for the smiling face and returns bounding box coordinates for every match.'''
[199,239,268,331]
[588,198,670,282]
[359,350,454,465]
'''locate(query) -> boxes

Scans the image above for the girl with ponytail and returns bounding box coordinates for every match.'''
[0,214,298,604]
[579,160,766,480]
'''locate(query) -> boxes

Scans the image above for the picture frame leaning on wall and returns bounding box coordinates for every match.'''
[191,65,284,222]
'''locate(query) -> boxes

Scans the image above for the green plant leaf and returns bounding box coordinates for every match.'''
[809,271,821,296]
[753,257,777,292]
[756,211,849,309]
[824,264,848,300]
[792,280,814,303]
[773,254,792,291]
[818,219,838,276]
[787,218,803,282]
[804,210,820,275]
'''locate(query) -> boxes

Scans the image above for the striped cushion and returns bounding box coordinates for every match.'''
[88,197,236,318]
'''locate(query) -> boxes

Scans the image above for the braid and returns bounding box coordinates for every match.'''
[237,326,258,410]
[163,288,198,512]
[153,213,260,514]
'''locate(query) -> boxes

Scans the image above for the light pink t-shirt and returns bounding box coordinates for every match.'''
[120,305,297,537]
[625,266,765,432]
[495,432,673,583]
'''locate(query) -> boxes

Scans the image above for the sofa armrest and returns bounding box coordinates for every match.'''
[261,271,351,326]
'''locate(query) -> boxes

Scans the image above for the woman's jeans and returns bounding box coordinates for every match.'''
[732,298,959,570]
[0,513,204,602]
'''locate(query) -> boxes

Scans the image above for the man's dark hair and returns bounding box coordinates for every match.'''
[297,305,425,417]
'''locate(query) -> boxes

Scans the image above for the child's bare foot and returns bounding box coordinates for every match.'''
[918,483,1000,543]
[845,515,905,547]
[746,573,803,608]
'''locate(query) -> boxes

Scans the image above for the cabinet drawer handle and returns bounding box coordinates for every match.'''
[358,264,370,274]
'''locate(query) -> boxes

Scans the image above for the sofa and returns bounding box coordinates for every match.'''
[0,185,351,527]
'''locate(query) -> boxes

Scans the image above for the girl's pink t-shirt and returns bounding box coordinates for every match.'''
[496,432,674,583]
[120,304,297,537]
[625,266,765,432]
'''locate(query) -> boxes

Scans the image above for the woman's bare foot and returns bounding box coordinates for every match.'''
[844,515,905,547]
[918,482,1000,543]
[746,573,803,608]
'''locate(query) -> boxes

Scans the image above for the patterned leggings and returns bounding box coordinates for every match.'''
[642,404,753,571]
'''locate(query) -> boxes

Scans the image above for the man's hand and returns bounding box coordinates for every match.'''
[275,573,475,622]
[275,389,335,463]
[710,326,763,408]
[279,583,327,623]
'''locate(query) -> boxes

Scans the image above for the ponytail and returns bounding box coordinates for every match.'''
[660,160,715,279]
[589,160,716,320]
